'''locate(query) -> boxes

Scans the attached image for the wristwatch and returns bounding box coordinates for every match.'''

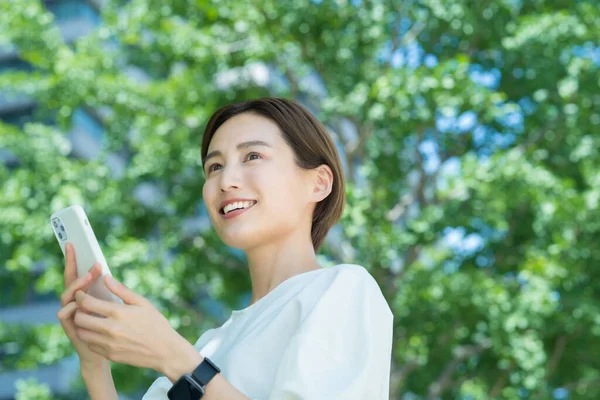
[167,357,221,400]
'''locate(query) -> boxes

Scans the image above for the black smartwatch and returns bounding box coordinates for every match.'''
[167,357,221,400]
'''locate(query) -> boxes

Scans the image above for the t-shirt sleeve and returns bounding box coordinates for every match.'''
[141,376,170,399]
[267,266,394,400]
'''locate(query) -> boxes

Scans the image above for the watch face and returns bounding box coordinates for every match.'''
[168,375,204,400]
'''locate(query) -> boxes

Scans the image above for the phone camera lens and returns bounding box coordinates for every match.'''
[60,226,65,231]
[58,232,63,239]
[53,221,58,227]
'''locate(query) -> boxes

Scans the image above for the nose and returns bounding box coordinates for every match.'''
[219,162,242,192]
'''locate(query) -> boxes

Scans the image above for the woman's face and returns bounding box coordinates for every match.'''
[202,112,314,250]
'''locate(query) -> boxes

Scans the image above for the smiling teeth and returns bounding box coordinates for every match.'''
[223,201,255,214]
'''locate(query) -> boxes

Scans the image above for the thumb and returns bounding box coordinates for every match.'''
[104,275,145,306]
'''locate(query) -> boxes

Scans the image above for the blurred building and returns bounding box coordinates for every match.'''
[0,1,347,399]
[0,1,136,399]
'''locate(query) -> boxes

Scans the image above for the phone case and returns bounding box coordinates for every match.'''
[50,204,123,305]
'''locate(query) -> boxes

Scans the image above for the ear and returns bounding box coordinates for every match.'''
[309,164,334,203]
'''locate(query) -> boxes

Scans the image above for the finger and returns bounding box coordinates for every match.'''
[61,272,91,307]
[88,343,108,359]
[63,264,103,306]
[75,290,120,318]
[104,275,148,306]
[61,264,102,307]
[57,301,79,321]
[75,325,108,348]
[74,308,112,334]
[64,242,81,287]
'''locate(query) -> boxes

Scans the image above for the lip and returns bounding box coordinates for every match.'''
[221,201,257,220]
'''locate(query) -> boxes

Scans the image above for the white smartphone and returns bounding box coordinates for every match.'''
[50,204,122,305]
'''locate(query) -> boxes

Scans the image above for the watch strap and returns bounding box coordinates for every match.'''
[191,357,221,387]
[167,375,204,400]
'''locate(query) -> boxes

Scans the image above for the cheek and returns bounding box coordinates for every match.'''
[202,182,216,211]
[251,170,283,201]
[258,177,304,215]
[202,183,208,202]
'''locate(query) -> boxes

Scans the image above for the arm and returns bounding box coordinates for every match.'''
[81,341,252,400]
[79,344,251,400]
[72,283,252,400]
[81,360,118,400]
[162,340,251,400]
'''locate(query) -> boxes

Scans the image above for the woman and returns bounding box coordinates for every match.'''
[57,97,393,399]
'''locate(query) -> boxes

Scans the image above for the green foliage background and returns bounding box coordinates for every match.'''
[1,0,599,398]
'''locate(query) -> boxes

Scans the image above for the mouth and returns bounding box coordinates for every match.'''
[219,200,258,218]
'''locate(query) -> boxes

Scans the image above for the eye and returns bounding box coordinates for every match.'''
[246,152,262,161]
[207,163,221,173]
[207,152,262,173]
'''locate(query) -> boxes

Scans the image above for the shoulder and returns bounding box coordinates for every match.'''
[323,263,385,295]
[308,263,392,318]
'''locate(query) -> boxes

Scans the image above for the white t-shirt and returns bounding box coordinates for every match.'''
[142,263,394,400]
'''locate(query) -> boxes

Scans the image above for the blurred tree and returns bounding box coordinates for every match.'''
[0,0,599,399]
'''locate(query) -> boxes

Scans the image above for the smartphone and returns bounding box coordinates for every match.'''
[50,204,122,305]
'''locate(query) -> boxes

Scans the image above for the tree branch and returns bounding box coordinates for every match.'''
[564,378,600,390]
[346,115,374,160]
[414,128,428,207]
[388,17,426,68]
[426,339,492,399]
[390,360,420,395]
[546,334,568,379]
[336,118,357,185]
[398,245,421,281]
[489,370,509,398]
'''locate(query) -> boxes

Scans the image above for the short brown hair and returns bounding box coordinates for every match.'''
[201,97,346,252]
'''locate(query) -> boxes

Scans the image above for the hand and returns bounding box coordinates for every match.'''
[72,272,193,373]
[57,243,107,367]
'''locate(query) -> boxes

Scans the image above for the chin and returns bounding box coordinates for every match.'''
[224,225,289,251]
[220,229,261,250]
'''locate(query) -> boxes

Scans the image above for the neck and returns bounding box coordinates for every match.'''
[244,230,322,306]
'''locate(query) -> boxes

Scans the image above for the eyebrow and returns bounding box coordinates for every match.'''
[203,140,272,167]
